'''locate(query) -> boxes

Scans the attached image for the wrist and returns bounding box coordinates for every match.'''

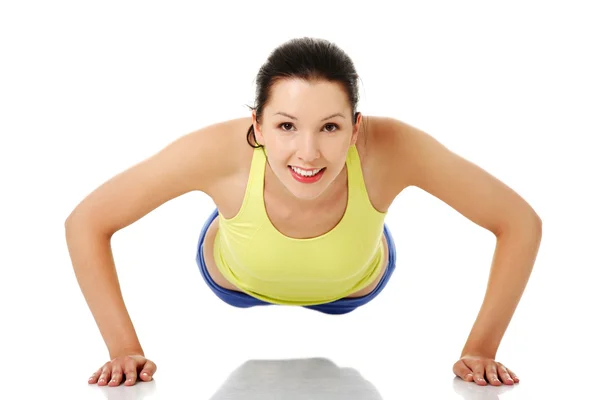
[461,346,497,359]
[109,346,145,360]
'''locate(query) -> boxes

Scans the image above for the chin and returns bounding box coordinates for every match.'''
[274,164,341,201]
[285,178,334,201]
[288,188,324,201]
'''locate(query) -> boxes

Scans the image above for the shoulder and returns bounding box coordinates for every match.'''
[362,115,472,189]
[355,115,415,203]
[170,116,254,194]
[357,115,453,204]
[64,117,254,234]
[359,115,446,191]
[361,115,541,235]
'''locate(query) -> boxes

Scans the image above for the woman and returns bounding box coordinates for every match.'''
[66,37,541,388]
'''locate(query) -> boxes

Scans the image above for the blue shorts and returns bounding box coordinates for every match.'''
[195,208,397,315]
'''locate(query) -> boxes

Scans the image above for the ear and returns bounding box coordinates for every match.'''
[351,112,362,145]
[252,110,264,145]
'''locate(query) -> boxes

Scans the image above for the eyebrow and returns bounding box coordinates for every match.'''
[273,112,346,121]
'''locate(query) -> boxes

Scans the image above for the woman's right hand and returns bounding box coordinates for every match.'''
[88,354,157,386]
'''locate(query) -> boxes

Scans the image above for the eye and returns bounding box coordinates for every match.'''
[279,122,294,131]
[324,123,339,132]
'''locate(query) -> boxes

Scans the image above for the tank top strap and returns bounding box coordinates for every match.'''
[345,144,370,206]
[242,146,268,211]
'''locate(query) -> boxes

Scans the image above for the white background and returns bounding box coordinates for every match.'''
[1,0,598,398]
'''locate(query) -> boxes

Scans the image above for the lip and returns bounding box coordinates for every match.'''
[288,166,326,183]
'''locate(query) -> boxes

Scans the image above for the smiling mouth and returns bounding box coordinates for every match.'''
[289,165,324,177]
[288,165,326,183]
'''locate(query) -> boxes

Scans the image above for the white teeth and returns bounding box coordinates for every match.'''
[291,166,322,177]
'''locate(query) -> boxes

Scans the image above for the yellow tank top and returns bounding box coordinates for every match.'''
[213,144,388,306]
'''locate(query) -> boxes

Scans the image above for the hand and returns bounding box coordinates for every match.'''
[88,354,157,386]
[453,355,519,386]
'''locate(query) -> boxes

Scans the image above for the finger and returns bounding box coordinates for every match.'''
[453,360,474,382]
[123,357,138,386]
[88,368,102,384]
[98,364,111,386]
[485,363,501,386]
[506,367,520,383]
[140,360,157,381]
[495,363,514,385]
[470,363,487,385]
[109,364,124,386]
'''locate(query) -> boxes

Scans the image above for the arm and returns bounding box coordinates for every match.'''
[65,227,144,359]
[460,219,541,359]
[65,122,236,359]
[385,118,542,358]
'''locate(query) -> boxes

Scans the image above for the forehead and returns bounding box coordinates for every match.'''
[265,78,350,116]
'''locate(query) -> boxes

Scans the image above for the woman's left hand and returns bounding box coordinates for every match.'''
[453,355,520,386]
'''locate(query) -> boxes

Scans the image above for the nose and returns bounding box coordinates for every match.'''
[296,133,320,162]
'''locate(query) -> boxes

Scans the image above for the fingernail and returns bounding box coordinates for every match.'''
[142,372,148,377]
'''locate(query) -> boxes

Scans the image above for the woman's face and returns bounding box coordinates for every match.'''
[253,78,361,201]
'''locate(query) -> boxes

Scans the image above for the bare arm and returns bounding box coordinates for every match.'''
[64,122,236,359]
[65,228,143,359]
[384,117,542,384]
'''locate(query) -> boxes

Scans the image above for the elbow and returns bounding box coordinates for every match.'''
[531,210,543,235]
[64,214,74,229]
[64,210,82,231]
[64,209,114,240]
[495,209,542,238]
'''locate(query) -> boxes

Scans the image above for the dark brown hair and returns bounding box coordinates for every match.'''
[246,37,362,148]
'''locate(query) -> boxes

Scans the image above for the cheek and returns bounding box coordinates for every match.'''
[264,146,289,167]
[270,141,296,161]
[326,147,349,165]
